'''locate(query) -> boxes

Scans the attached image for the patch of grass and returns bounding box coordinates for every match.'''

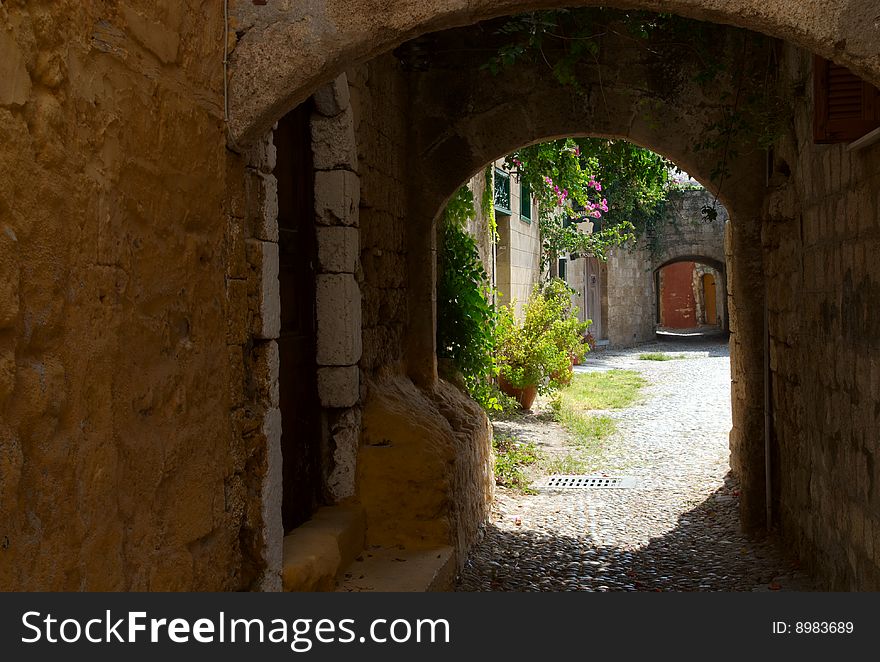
[559,369,646,410]
[493,434,540,493]
[544,369,647,470]
[542,454,593,475]
[638,352,686,361]
[555,409,617,448]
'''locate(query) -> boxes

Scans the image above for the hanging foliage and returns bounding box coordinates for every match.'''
[437,186,506,411]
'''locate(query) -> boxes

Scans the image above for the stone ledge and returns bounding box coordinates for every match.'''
[336,546,456,592]
[281,505,366,592]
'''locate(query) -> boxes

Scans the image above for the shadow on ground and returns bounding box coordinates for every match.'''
[455,473,814,592]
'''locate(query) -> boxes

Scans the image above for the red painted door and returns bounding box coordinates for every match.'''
[660,261,697,328]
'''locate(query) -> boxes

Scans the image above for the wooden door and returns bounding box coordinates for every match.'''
[585,257,604,338]
[274,104,323,532]
[703,273,717,325]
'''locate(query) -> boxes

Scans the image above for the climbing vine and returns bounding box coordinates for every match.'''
[437,186,504,410]
[482,165,497,240]
[502,136,685,271]
[486,8,793,220]
[503,139,621,273]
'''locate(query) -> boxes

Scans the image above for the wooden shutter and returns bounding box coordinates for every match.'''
[814,55,880,143]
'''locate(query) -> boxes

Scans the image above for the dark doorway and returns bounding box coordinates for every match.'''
[274,103,323,532]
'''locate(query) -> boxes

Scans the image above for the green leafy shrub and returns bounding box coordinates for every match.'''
[437,186,501,410]
[496,278,590,394]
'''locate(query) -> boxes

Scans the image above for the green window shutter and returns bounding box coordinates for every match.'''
[520,182,531,221]
[558,258,567,281]
[493,169,511,214]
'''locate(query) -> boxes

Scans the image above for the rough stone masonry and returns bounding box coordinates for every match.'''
[1,0,880,591]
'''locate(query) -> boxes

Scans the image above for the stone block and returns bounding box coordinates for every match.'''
[245,171,279,242]
[246,133,277,174]
[316,274,362,365]
[252,340,280,408]
[327,407,362,500]
[315,169,359,226]
[247,240,281,340]
[317,226,359,273]
[311,106,358,171]
[0,226,19,329]
[317,366,359,409]
[281,505,365,591]
[313,74,350,117]
[260,406,284,592]
[225,278,249,345]
[0,30,31,106]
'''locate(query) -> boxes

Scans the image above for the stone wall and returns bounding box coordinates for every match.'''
[763,44,880,590]
[495,169,541,319]
[349,57,408,377]
[652,189,728,272]
[228,0,880,145]
[466,168,495,282]
[0,1,242,590]
[347,55,494,569]
[603,189,729,346]
[606,241,656,347]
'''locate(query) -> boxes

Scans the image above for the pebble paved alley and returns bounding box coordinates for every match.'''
[456,336,814,591]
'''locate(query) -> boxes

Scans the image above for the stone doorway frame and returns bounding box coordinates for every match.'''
[236,75,363,591]
[654,256,729,333]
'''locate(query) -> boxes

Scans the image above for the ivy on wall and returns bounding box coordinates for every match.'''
[486,7,794,218]
[437,186,505,410]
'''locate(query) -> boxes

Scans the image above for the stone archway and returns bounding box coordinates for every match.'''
[400,18,767,531]
[655,257,728,332]
[224,3,880,590]
[227,0,880,145]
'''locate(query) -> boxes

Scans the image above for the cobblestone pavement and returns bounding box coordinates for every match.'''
[456,335,815,592]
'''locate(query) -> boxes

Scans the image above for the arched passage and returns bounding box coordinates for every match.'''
[2,0,878,593]
[228,0,880,144]
[398,18,766,532]
[655,257,728,333]
[226,5,880,591]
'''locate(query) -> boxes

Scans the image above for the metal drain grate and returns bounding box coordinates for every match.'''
[544,475,637,489]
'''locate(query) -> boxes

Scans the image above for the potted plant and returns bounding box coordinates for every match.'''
[496,279,590,409]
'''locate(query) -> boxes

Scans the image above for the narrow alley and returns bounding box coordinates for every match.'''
[456,337,814,591]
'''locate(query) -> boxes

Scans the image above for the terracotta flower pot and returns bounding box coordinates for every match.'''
[499,374,538,410]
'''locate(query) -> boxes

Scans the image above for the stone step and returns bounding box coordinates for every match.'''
[336,546,456,592]
[281,504,366,592]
